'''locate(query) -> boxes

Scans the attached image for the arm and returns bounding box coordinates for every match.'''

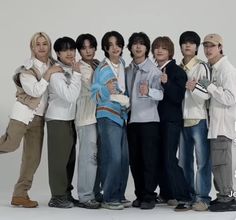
[148,72,163,101]
[207,71,236,106]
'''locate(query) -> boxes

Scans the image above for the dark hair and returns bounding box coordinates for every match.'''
[76,33,97,52]
[151,36,174,60]
[127,32,150,58]
[101,31,124,58]
[179,31,201,55]
[53,36,76,53]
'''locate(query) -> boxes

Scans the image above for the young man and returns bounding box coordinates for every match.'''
[91,31,130,210]
[200,33,236,212]
[126,32,163,209]
[45,37,81,208]
[152,36,192,211]
[178,31,211,211]
[0,32,61,208]
[75,33,100,209]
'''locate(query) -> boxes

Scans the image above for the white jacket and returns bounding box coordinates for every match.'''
[46,64,81,121]
[181,57,210,120]
[207,56,236,139]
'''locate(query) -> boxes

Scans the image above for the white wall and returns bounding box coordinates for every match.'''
[0,0,236,196]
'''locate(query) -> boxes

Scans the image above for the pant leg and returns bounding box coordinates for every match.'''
[192,120,211,203]
[160,122,191,202]
[97,118,123,203]
[47,120,75,196]
[0,119,27,153]
[127,123,144,200]
[119,124,129,200]
[179,126,195,196]
[13,116,44,197]
[210,135,233,202]
[140,122,160,202]
[77,124,97,202]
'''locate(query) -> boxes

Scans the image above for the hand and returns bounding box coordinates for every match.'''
[198,77,211,89]
[106,79,117,94]
[43,65,63,81]
[160,68,168,84]
[186,78,197,91]
[139,80,149,96]
[72,61,81,73]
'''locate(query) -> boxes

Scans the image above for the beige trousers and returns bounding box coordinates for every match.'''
[0,116,44,197]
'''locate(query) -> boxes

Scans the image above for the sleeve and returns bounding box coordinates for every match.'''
[20,73,48,97]
[191,63,211,103]
[91,68,111,103]
[148,71,164,101]
[50,72,81,103]
[207,70,236,106]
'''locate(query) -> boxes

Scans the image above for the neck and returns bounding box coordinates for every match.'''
[209,54,223,65]
[157,60,168,67]
[36,56,48,64]
[82,58,93,66]
[109,57,119,64]
[183,55,194,65]
[134,56,146,65]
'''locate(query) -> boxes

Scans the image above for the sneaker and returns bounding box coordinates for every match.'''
[167,199,178,206]
[78,199,100,209]
[11,196,38,208]
[174,203,191,211]
[155,196,167,204]
[209,199,236,212]
[101,202,124,210]
[210,198,219,205]
[48,196,74,208]
[132,199,141,208]
[192,201,208,211]
[67,195,80,207]
[140,200,156,209]
[121,199,132,208]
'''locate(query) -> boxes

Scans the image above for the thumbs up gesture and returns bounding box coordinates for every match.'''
[160,68,168,84]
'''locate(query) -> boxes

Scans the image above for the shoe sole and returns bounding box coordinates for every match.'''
[11,202,38,208]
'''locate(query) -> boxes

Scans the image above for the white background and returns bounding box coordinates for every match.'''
[0,0,236,219]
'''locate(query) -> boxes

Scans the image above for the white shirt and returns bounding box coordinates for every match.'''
[45,63,81,121]
[10,58,49,124]
[75,60,96,127]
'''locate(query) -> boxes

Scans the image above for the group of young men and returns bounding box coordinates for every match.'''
[0,30,236,213]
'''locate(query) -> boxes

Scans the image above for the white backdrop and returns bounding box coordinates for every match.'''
[0,0,236,197]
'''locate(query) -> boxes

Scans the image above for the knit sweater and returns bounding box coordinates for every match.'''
[91,58,128,126]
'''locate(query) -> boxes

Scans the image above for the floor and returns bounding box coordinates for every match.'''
[0,191,236,220]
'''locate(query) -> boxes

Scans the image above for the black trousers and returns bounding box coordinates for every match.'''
[158,121,191,202]
[127,122,160,202]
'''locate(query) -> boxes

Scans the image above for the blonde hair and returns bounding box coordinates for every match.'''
[30,32,52,60]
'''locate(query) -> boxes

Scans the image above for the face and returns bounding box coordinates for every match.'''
[181,42,197,57]
[203,42,222,65]
[131,41,147,60]
[57,49,76,66]
[153,46,169,64]
[32,36,50,61]
[106,36,122,60]
[79,39,96,62]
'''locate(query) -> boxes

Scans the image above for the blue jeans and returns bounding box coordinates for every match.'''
[179,119,211,204]
[97,118,129,203]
